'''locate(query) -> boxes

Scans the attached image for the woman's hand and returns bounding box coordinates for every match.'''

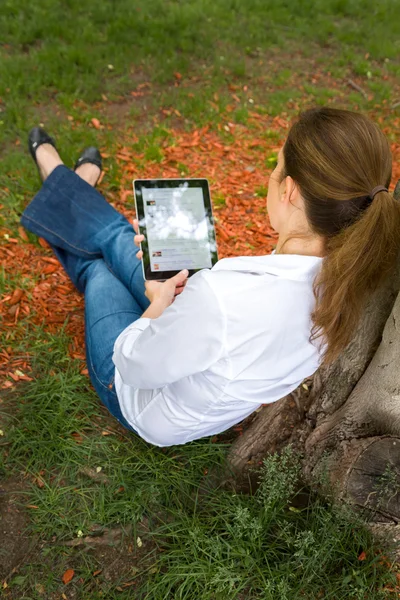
[133,218,144,260]
[142,270,189,319]
[133,218,189,318]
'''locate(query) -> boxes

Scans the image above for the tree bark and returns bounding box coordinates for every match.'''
[228,263,400,523]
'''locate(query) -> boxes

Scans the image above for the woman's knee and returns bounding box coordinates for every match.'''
[78,258,109,291]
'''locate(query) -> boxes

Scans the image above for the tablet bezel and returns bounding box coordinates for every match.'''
[133,178,218,281]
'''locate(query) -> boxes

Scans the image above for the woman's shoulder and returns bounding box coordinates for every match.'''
[210,253,322,282]
[188,253,322,316]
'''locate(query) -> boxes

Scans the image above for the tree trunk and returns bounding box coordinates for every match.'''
[228,261,400,524]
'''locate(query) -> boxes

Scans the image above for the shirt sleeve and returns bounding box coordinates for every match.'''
[112,270,226,389]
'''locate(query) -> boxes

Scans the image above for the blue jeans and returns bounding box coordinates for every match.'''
[20,165,150,431]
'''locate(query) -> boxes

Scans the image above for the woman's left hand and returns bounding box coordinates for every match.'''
[133,219,144,260]
[143,270,189,318]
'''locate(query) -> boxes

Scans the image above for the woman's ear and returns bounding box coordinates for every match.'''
[279,175,291,204]
[281,175,299,205]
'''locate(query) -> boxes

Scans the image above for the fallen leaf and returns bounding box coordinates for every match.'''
[7,305,18,317]
[62,568,75,584]
[42,265,58,275]
[38,237,50,248]
[358,551,367,561]
[91,118,101,129]
[93,570,102,577]
[18,226,29,241]
[120,189,132,203]
[42,257,59,265]
[34,583,45,595]
[8,288,23,306]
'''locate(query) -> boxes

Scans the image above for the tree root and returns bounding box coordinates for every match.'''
[63,525,132,547]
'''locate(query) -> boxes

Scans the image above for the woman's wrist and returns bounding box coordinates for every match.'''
[142,298,168,319]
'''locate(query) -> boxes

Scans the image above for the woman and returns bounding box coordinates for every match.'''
[21,108,400,446]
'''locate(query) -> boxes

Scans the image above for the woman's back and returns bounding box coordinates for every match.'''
[113,253,323,446]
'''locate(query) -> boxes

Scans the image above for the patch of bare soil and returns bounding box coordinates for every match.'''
[45,531,151,599]
[0,485,151,598]
[0,476,37,583]
[6,46,400,158]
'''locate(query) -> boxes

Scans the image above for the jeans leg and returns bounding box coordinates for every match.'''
[21,165,150,311]
[82,258,142,431]
[50,246,96,294]
[92,219,150,312]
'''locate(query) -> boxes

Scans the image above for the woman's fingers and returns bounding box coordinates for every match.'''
[133,219,145,249]
[136,250,143,260]
[174,278,188,296]
[134,234,144,246]
[134,233,145,248]
[170,269,189,286]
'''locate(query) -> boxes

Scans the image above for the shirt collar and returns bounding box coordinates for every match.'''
[211,253,323,282]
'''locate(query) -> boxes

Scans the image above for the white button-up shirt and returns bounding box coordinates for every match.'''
[112,253,323,447]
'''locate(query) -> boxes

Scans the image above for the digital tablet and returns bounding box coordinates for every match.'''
[133,178,218,281]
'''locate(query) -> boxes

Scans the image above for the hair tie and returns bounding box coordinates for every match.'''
[369,185,388,200]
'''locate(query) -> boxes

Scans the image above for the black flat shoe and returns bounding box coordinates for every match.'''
[28,127,57,171]
[74,147,102,185]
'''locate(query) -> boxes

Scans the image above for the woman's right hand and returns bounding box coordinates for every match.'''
[133,219,144,260]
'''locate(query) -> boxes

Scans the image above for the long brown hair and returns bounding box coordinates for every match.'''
[282,107,400,364]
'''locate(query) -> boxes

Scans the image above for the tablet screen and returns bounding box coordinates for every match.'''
[134,179,218,280]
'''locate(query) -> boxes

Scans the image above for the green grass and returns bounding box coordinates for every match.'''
[2,343,397,598]
[1,0,400,597]
[1,0,400,142]
[140,448,395,599]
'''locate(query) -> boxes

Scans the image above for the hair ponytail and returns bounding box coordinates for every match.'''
[311,190,400,364]
[282,107,400,364]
